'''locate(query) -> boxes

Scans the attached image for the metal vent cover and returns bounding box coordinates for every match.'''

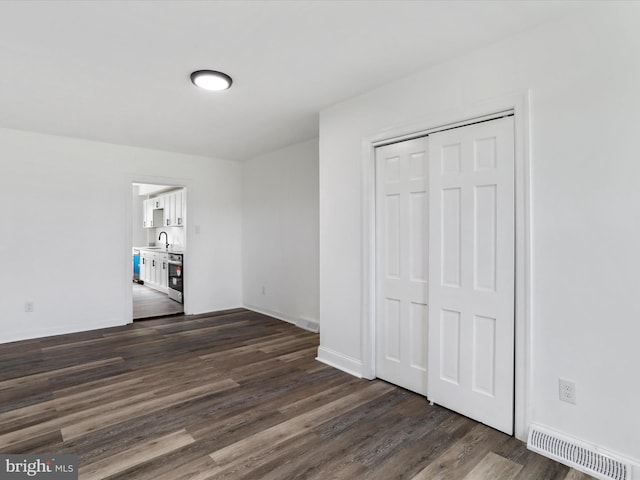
[528,425,631,480]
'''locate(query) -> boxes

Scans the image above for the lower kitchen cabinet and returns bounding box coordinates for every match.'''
[140,251,169,293]
[158,256,168,289]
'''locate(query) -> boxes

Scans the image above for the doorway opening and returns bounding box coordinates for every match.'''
[132,182,187,320]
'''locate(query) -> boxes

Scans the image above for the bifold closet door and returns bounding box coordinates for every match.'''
[375,137,429,395]
[427,116,515,434]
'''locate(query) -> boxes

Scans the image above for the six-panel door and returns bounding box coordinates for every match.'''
[427,116,515,434]
[374,116,515,435]
[375,137,429,395]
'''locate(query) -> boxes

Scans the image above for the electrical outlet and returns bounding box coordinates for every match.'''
[559,378,576,404]
[25,301,34,313]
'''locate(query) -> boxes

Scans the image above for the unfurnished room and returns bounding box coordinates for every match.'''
[0,1,638,479]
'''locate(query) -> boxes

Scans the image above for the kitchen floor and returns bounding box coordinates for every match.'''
[132,282,183,319]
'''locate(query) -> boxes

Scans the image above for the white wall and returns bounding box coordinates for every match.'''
[319,2,640,467]
[242,138,319,330]
[0,127,242,342]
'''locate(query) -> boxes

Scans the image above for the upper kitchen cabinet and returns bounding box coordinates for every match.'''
[143,188,185,228]
[163,189,184,227]
[143,199,155,228]
[152,196,165,210]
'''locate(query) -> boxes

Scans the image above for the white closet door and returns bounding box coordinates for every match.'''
[375,137,429,395]
[428,116,515,434]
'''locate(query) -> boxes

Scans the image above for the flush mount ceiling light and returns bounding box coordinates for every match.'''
[190,70,233,91]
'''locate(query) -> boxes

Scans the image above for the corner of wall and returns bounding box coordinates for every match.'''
[316,346,364,378]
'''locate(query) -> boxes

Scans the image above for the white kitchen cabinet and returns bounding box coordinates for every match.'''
[152,196,165,210]
[143,198,164,229]
[158,254,168,289]
[151,255,159,285]
[162,189,185,227]
[140,251,152,283]
[163,193,175,227]
[142,189,184,229]
[143,199,153,228]
[140,250,168,293]
[174,189,184,226]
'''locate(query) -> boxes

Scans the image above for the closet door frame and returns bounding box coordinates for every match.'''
[359,91,532,441]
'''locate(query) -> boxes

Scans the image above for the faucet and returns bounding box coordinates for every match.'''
[158,231,169,250]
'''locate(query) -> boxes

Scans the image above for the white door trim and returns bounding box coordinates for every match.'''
[360,91,532,441]
[125,174,191,320]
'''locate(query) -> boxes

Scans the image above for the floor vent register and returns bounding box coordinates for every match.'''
[528,425,632,480]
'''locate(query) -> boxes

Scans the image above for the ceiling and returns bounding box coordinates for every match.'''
[0,0,584,161]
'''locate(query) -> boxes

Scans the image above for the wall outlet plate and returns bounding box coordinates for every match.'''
[559,378,576,404]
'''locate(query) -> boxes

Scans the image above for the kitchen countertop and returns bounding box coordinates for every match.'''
[134,247,184,255]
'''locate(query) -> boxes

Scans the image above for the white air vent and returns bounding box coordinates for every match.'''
[528,425,632,480]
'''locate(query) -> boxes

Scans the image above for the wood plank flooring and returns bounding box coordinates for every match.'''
[132,282,183,319]
[0,310,594,479]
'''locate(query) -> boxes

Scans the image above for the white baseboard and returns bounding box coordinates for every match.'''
[243,304,319,333]
[316,346,364,378]
[243,304,296,324]
[0,317,128,344]
[296,316,319,333]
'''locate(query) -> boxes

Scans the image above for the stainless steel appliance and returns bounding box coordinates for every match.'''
[167,253,183,303]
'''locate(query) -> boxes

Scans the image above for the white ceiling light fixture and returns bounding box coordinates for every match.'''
[190,70,233,91]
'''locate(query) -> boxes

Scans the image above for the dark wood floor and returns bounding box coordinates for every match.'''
[132,282,183,319]
[0,310,593,479]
